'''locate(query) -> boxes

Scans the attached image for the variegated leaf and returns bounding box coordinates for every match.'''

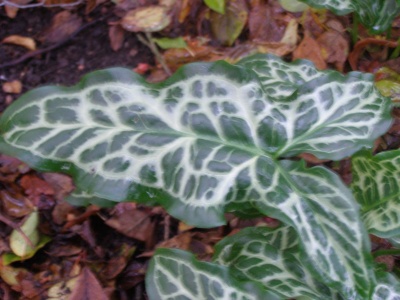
[373,271,400,300]
[299,0,400,33]
[213,226,343,299]
[146,248,280,300]
[352,150,400,238]
[352,0,400,33]
[298,0,353,15]
[237,54,391,160]
[0,55,389,296]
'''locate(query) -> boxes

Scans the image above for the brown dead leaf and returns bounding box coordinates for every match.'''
[0,155,29,182]
[2,80,22,94]
[42,173,74,201]
[108,24,125,52]
[293,33,327,69]
[68,267,108,300]
[2,35,36,51]
[248,3,285,43]
[317,30,349,71]
[157,231,192,250]
[20,174,55,205]
[40,11,82,44]
[102,203,155,242]
[0,189,33,218]
[210,0,248,46]
[4,0,32,18]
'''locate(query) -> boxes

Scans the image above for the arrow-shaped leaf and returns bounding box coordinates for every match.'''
[214,225,343,299]
[146,248,280,300]
[0,55,390,296]
[352,150,400,238]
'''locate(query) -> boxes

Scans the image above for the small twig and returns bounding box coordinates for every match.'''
[163,214,170,240]
[137,32,172,75]
[0,14,108,69]
[0,0,82,8]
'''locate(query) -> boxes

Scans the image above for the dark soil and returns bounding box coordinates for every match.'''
[0,4,153,110]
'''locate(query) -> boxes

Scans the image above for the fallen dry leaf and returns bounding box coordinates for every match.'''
[210,0,248,46]
[2,80,22,94]
[108,24,125,52]
[121,5,172,32]
[102,203,155,242]
[2,35,36,51]
[20,174,55,205]
[40,11,82,44]
[42,173,74,201]
[293,33,327,69]
[317,29,349,71]
[68,267,108,300]
[248,2,285,43]
[0,189,33,218]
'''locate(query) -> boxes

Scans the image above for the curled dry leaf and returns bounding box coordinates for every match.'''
[317,29,349,71]
[20,174,54,205]
[2,80,22,94]
[102,203,155,242]
[121,5,172,32]
[40,11,82,44]
[2,35,36,51]
[108,24,125,52]
[67,267,108,300]
[293,33,327,69]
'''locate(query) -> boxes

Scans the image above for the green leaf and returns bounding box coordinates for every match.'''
[0,54,390,296]
[152,37,188,50]
[214,226,343,299]
[352,150,400,238]
[278,0,309,12]
[204,0,225,14]
[146,248,281,300]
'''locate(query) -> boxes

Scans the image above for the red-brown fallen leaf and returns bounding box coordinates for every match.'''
[348,38,397,70]
[108,24,125,52]
[248,2,285,43]
[20,174,54,205]
[67,267,108,300]
[0,189,33,218]
[140,231,192,257]
[40,11,82,44]
[102,244,135,280]
[42,173,74,201]
[293,33,327,70]
[0,155,29,183]
[101,203,155,242]
[317,29,349,71]
[118,260,146,290]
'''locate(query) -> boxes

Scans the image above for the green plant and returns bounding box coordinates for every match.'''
[297,0,400,34]
[1,53,399,299]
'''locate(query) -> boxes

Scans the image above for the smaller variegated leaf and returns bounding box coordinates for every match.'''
[213,225,343,299]
[373,271,400,300]
[298,0,353,15]
[146,248,281,300]
[299,0,400,33]
[352,150,400,238]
